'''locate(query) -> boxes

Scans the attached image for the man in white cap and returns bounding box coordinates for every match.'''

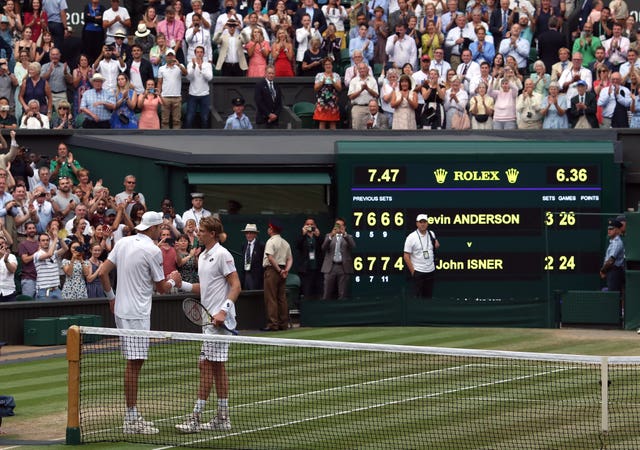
[403,214,439,298]
[157,48,187,129]
[79,72,115,128]
[240,223,264,290]
[98,211,181,435]
[182,192,211,230]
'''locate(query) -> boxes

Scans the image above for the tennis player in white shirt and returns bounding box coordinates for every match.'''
[99,211,180,435]
[175,216,241,433]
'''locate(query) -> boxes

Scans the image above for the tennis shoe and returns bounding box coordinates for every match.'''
[201,415,231,431]
[175,414,201,433]
[123,417,159,434]
[136,416,155,427]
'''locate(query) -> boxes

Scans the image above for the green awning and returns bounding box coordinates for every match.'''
[187,172,331,185]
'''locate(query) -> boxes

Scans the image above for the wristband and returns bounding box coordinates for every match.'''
[11,139,17,148]
[180,281,193,292]
[167,278,176,288]
[105,288,115,300]
[221,300,233,313]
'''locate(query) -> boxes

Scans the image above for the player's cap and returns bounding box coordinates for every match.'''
[268,219,283,233]
[90,73,106,82]
[166,48,176,56]
[190,192,204,199]
[135,211,164,231]
[114,30,127,38]
[608,218,623,229]
[615,214,627,223]
[241,223,259,233]
[576,80,587,87]
[231,96,245,106]
[416,214,428,222]
[105,208,117,216]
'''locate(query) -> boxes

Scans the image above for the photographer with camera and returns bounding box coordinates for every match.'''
[296,218,323,300]
[19,99,49,129]
[61,221,91,300]
[321,218,355,300]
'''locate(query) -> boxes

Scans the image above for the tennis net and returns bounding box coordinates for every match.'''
[66,326,640,449]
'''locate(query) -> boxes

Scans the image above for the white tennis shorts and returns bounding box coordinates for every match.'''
[115,317,151,360]
[200,325,232,362]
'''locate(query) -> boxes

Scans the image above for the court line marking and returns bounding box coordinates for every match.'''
[152,365,571,450]
[86,362,481,437]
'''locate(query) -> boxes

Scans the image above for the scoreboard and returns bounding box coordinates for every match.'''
[335,140,622,302]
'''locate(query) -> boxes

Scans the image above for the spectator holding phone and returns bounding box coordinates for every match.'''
[158,225,179,281]
[115,174,146,216]
[137,79,162,129]
[160,197,184,231]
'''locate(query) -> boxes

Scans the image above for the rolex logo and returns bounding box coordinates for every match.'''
[434,168,448,184]
[505,168,519,184]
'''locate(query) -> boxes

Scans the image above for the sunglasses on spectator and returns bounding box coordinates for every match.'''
[71,246,81,251]
[58,106,69,110]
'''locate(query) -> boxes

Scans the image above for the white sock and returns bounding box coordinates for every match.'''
[125,406,138,421]
[218,398,229,417]
[194,399,206,415]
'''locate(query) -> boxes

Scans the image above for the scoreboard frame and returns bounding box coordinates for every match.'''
[335,140,622,308]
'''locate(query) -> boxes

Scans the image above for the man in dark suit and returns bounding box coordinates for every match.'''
[537,17,568,74]
[295,217,323,300]
[321,217,356,300]
[240,223,265,290]
[254,65,283,129]
[569,80,599,128]
[489,0,517,40]
[127,44,155,92]
[293,0,327,33]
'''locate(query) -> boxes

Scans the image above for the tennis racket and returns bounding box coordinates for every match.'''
[182,298,239,335]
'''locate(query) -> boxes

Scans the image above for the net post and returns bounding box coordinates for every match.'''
[66,325,81,445]
[601,356,609,437]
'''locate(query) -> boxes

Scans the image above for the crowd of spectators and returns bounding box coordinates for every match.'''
[0,0,636,129]
[0,132,207,301]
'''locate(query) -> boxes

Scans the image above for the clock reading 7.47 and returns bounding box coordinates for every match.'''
[353,167,407,185]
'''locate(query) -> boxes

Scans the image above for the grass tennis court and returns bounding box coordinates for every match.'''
[2,326,640,450]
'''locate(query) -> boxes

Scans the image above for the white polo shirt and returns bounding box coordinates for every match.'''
[198,242,237,329]
[403,229,436,273]
[158,64,184,97]
[108,233,165,319]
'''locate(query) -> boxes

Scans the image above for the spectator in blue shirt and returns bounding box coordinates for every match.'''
[79,72,116,128]
[224,96,253,129]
